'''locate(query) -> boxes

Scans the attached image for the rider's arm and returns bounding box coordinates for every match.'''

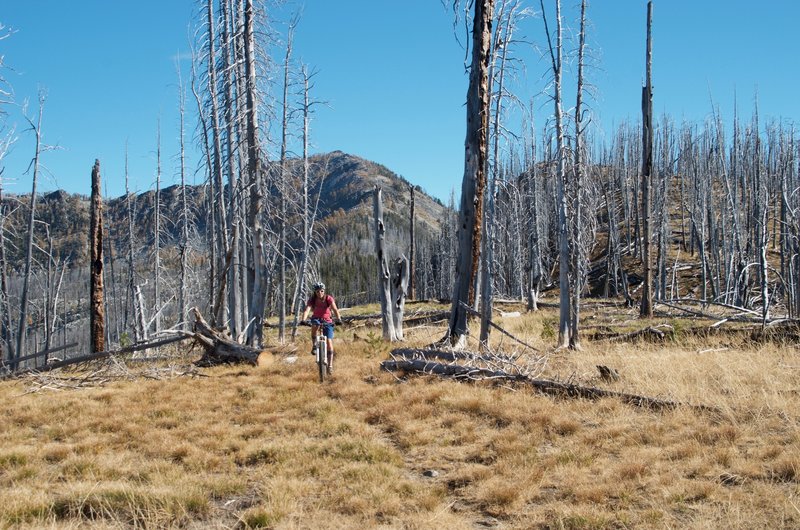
[331,300,342,321]
[301,305,311,321]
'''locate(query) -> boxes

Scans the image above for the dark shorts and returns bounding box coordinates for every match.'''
[310,318,334,339]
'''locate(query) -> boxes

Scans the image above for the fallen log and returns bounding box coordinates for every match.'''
[192,308,261,366]
[1,334,192,379]
[381,358,717,413]
[390,347,519,364]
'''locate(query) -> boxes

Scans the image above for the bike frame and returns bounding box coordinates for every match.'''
[313,323,328,383]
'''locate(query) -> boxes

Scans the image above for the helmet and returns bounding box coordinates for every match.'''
[312,282,325,292]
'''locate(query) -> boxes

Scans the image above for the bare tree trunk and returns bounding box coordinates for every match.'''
[277,20,296,344]
[134,284,148,343]
[124,147,138,341]
[448,0,494,347]
[0,180,13,364]
[639,0,654,319]
[221,0,243,338]
[154,123,162,334]
[569,0,588,349]
[190,56,218,322]
[16,94,45,365]
[754,109,770,326]
[178,67,190,331]
[90,160,105,354]
[479,0,517,347]
[243,0,267,348]
[206,0,230,327]
[391,256,409,340]
[541,0,570,347]
[291,68,323,340]
[409,184,416,300]
[375,187,397,341]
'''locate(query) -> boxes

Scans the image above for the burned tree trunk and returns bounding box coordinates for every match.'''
[391,256,410,341]
[90,160,105,354]
[639,0,654,319]
[375,187,398,341]
[448,0,494,347]
[374,187,409,341]
[409,184,416,300]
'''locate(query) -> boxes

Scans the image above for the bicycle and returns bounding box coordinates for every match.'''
[301,319,331,383]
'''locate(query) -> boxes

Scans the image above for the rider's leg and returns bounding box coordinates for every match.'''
[326,338,334,363]
[311,324,319,355]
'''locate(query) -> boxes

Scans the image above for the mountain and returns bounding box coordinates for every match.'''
[0,151,450,275]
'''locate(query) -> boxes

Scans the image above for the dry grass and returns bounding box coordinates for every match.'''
[1,302,799,529]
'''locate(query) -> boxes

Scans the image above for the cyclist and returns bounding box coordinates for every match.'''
[301,282,342,375]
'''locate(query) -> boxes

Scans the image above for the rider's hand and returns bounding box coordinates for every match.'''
[334,318,343,325]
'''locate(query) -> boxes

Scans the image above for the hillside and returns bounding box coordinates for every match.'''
[0,151,449,270]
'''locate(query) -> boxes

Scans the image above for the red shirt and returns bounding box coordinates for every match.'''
[307,294,334,322]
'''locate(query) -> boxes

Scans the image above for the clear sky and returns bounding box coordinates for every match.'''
[1,1,798,203]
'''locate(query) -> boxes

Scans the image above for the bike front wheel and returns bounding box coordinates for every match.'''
[317,340,327,383]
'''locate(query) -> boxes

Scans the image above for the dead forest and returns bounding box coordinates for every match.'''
[0,0,799,375]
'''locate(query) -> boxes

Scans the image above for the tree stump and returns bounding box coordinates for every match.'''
[192,308,261,366]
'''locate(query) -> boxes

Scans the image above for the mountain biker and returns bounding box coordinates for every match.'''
[301,282,342,375]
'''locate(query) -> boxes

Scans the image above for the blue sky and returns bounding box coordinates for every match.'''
[1,1,798,203]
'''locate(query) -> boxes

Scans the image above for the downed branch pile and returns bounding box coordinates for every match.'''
[18,358,203,394]
[381,348,717,413]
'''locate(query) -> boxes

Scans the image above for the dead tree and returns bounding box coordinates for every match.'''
[375,187,401,341]
[15,93,46,365]
[244,0,268,348]
[177,63,190,331]
[193,308,260,365]
[479,0,521,347]
[153,122,162,334]
[541,0,571,347]
[290,67,324,340]
[124,146,138,341]
[90,160,105,354]
[409,184,416,300]
[569,0,588,349]
[639,0,654,318]
[277,17,298,344]
[220,0,244,340]
[205,0,229,327]
[448,0,494,347]
[0,134,14,364]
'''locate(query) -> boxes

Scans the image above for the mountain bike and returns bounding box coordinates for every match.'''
[302,319,330,383]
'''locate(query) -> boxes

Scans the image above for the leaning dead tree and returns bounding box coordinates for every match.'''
[89,160,105,354]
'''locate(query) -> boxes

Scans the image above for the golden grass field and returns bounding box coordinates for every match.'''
[0,301,798,529]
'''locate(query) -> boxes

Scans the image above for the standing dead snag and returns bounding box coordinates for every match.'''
[90,160,105,353]
[408,184,416,300]
[639,0,654,319]
[391,256,409,340]
[374,187,409,341]
[449,0,494,348]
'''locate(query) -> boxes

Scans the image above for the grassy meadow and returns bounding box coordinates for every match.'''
[0,301,798,529]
